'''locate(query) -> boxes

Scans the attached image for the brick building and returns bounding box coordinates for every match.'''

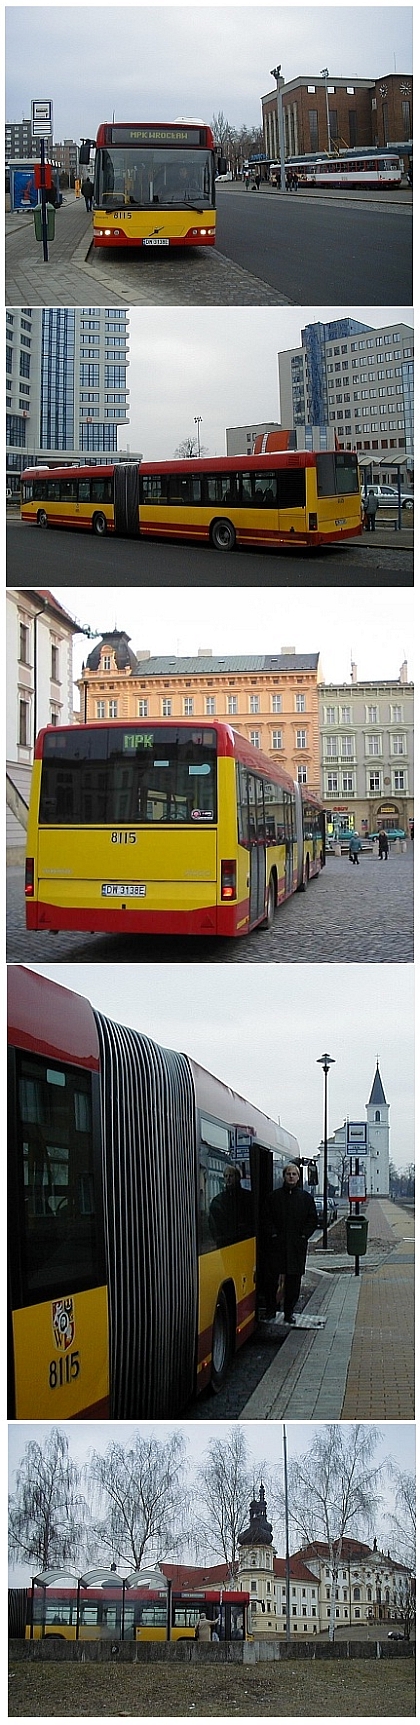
[262,71,412,160]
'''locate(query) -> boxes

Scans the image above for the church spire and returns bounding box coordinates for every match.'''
[368,1061,387,1106]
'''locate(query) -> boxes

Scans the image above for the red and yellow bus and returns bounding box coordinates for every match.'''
[11,1579,249,1643]
[91,120,225,248]
[8,965,300,1419]
[20,450,363,551]
[25,720,325,938]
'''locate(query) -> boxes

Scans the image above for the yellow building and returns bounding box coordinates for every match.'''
[78,636,322,792]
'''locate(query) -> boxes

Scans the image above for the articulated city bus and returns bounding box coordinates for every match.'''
[92,120,224,247]
[25,720,325,938]
[10,1580,249,1643]
[20,451,363,550]
[8,966,300,1419]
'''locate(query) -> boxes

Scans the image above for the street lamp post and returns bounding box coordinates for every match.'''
[270,65,286,191]
[317,1053,335,1249]
[194,415,202,456]
[283,1424,291,1642]
[320,70,332,154]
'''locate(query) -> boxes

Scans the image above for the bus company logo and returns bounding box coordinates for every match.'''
[52,1297,75,1352]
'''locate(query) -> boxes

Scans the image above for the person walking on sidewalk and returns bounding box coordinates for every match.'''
[378,828,389,860]
[348,831,362,865]
[262,1163,318,1323]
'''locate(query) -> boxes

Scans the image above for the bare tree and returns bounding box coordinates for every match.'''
[194,1427,259,1570]
[385,1463,415,1637]
[9,1428,88,1573]
[86,1431,191,1570]
[271,1425,384,1640]
[174,435,208,459]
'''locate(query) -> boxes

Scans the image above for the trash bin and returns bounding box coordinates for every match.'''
[346,1215,368,1256]
[33,204,55,241]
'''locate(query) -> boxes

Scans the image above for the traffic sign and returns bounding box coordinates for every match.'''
[346,1121,368,1154]
[31,99,53,140]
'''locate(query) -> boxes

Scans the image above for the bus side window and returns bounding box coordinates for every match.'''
[236,763,249,844]
[78,480,91,502]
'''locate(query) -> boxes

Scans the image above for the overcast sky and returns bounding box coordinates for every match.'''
[51,584,414,693]
[24,963,414,1167]
[6,6,413,144]
[8,1419,415,1583]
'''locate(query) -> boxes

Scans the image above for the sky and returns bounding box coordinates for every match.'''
[8,1419,415,1583]
[24,963,414,1167]
[6,6,413,146]
[115,307,415,462]
[51,584,414,694]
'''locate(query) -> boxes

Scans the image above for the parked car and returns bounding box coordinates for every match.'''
[370,829,406,842]
[362,484,414,511]
[388,1631,405,1641]
[315,1197,337,1226]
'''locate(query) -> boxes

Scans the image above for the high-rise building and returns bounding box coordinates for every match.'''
[6,307,130,488]
[278,318,414,486]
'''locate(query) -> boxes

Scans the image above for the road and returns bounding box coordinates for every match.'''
[6,520,413,587]
[6,186,412,306]
[7,848,413,965]
[214,184,413,304]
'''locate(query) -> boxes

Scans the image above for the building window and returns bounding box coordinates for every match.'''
[205,696,216,716]
[227,695,237,715]
[184,697,194,716]
[369,771,381,793]
[295,692,306,712]
[341,736,354,758]
[19,622,29,664]
[325,705,336,724]
[367,735,381,756]
[272,730,283,750]
[296,729,307,749]
[250,731,261,749]
[137,699,148,717]
[325,737,339,758]
[272,694,282,713]
[297,763,308,784]
[162,699,172,717]
[96,701,105,718]
[109,701,118,718]
[393,771,406,791]
[51,644,59,681]
[249,694,260,714]
[367,704,379,723]
[326,772,339,793]
[342,773,354,794]
[392,735,406,755]
[102,653,112,670]
[19,699,29,747]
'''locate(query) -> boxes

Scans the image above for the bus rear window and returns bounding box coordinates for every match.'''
[316,452,359,496]
[39,726,218,826]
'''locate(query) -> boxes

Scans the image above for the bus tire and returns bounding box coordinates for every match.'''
[210,518,236,552]
[210,1288,232,1391]
[36,510,48,527]
[92,512,107,536]
[260,871,276,929]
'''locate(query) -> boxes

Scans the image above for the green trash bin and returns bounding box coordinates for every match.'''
[33,204,55,241]
[346,1214,368,1256]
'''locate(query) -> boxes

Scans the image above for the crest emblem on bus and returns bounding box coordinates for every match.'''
[52,1296,75,1352]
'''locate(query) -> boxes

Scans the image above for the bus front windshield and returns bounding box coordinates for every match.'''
[97,147,213,208]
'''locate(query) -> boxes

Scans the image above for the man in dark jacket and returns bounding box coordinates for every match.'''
[262,1163,318,1323]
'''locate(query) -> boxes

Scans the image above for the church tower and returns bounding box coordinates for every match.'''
[366,1061,390,1195]
[237,1483,282,1636]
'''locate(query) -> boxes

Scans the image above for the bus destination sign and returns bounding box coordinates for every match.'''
[110,126,201,146]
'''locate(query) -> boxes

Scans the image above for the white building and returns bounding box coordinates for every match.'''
[277,317,414,486]
[296,1539,412,1632]
[317,1062,390,1197]
[319,664,414,840]
[6,587,81,859]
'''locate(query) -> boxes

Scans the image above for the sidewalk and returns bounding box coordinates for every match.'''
[242,1198,414,1421]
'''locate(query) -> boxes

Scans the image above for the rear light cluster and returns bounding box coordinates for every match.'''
[25,858,34,897]
[221,860,236,900]
[308,513,318,531]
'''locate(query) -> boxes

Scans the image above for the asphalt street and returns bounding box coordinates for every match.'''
[6,185,413,306]
[6,520,413,587]
[6,848,413,965]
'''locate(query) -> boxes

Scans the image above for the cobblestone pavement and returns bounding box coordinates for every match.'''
[341,1197,415,1419]
[6,849,413,964]
[6,199,291,306]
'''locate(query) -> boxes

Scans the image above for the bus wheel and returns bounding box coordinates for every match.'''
[92,512,107,536]
[36,510,48,527]
[210,1288,232,1391]
[210,518,236,552]
[260,871,276,929]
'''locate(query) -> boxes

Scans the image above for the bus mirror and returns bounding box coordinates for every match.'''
[218,156,227,175]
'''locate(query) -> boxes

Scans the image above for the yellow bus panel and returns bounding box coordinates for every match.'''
[12,1286,109,1419]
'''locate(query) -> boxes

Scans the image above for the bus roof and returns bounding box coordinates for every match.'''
[7,966,100,1071]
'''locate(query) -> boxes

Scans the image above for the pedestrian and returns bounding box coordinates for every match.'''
[378,828,389,861]
[81,175,94,212]
[196,1612,213,1642]
[253,167,261,190]
[365,488,379,531]
[262,1163,318,1324]
[348,831,362,865]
